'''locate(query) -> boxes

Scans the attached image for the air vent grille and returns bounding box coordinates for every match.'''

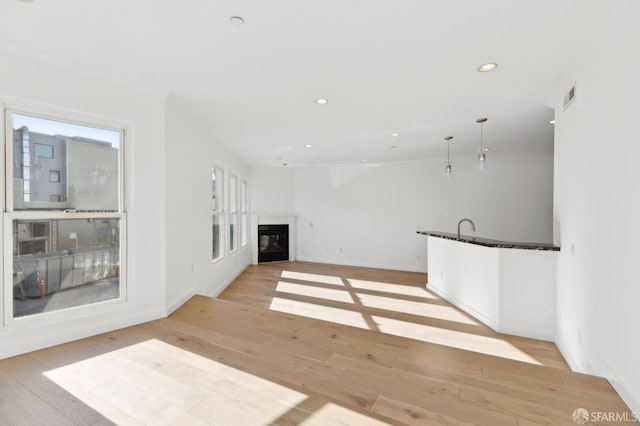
[563,84,577,111]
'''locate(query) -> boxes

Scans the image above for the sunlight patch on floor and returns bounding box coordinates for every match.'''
[346,279,437,299]
[44,339,308,425]
[269,297,372,329]
[281,270,344,285]
[276,281,355,304]
[301,403,389,425]
[370,315,541,365]
[356,293,480,326]
[273,271,540,365]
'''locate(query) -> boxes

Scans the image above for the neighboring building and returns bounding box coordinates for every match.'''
[11,127,121,298]
[12,126,118,211]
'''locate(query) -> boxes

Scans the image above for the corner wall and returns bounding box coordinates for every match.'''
[553,0,640,412]
[0,47,168,358]
[164,96,251,307]
[294,150,554,272]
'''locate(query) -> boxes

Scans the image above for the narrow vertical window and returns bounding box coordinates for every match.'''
[228,174,238,253]
[240,180,248,247]
[212,165,224,261]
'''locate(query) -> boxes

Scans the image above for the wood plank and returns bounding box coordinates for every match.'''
[0,261,631,425]
[0,369,76,426]
[0,354,107,425]
[372,395,475,426]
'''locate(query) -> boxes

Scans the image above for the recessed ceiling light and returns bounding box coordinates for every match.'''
[391,145,397,149]
[362,159,367,163]
[305,144,312,148]
[549,120,556,124]
[282,163,288,166]
[477,63,498,73]
[230,16,245,25]
[315,98,328,105]
[391,133,399,137]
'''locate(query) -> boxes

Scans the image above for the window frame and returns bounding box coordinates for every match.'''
[34,142,54,159]
[228,174,238,254]
[49,169,61,183]
[240,179,248,248]
[2,105,128,327]
[211,163,225,263]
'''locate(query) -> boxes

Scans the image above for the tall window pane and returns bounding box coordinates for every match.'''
[240,180,248,247]
[212,214,223,261]
[212,165,224,261]
[229,175,238,253]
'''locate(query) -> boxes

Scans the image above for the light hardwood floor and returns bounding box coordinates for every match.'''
[0,261,632,425]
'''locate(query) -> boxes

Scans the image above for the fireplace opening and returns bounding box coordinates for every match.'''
[258,224,289,263]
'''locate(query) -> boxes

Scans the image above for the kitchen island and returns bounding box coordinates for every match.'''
[418,231,559,341]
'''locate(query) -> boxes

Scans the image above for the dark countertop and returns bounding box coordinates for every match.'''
[417,231,560,251]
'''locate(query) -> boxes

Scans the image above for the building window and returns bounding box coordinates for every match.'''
[5,110,125,321]
[228,174,238,253]
[212,165,224,261]
[49,169,60,183]
[34,143,53,159]
[240,180,248,247]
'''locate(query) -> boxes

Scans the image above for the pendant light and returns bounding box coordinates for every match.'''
[444,136,453,178]
[476,117,488,170]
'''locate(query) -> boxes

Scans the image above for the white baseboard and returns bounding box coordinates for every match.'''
[555,341,640,415]
[498,325,554,342]
[166,288,196,315]
[206,262,251,299]
[428,284,555,342]
[601,359,640,416]
[427,284,500,331]
[0,307,166,361]
[555,337,581,372]
[295,256,427,274]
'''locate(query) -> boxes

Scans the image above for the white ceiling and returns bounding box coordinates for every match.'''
[0,0,617,167]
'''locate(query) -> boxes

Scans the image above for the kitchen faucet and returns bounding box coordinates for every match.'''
[457,218,476,240]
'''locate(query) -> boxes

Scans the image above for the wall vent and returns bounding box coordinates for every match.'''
[563,83,577,111]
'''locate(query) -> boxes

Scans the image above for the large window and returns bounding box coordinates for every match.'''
[228,174,238,253]
[212,165,224,261]
[240,180,248,247]
[5,110,125,321]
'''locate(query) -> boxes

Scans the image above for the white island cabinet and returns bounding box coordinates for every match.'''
[423,232,559,341]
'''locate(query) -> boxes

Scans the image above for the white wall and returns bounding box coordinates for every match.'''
[250,167,295,213]
[294,149,554,272]
[0,47,168,358]
[165,96,251,307]
[553,0,640,412]
[427,236,500,328]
